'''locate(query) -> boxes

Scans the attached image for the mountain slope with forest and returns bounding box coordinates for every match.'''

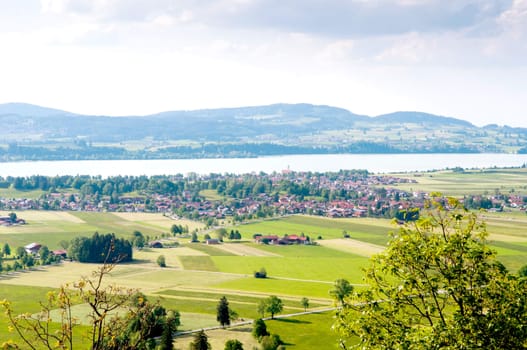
[0,102,525,161]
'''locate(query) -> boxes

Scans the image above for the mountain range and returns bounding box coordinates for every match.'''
[0,102,478,141]
[0,102,526,160]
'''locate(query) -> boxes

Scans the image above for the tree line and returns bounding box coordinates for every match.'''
[0,140,485,162]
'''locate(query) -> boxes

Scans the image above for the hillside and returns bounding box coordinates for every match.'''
[0,102,526,161]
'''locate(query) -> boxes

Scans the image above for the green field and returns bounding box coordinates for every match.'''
[393,168,527,196]
[1,171,527,348]
[234,215,394,245]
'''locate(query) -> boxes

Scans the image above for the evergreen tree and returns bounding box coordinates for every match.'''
[189,330,211,350]
[2,243,10,257]
[158,311,179,350]
[216,296,231,327]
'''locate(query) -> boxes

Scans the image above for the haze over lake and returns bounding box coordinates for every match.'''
[1,154,526,177]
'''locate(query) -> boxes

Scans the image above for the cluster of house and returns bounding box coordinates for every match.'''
[23,242,67,258]
[1,172,524,221]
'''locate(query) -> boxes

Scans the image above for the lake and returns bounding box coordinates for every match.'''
[0,154,526,177]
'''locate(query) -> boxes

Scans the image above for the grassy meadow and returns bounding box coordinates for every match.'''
[392,168,527,196]
[0,168,527,348]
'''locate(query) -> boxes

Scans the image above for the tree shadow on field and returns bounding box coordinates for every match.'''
[0,268,49,280]
[229,327,252,333]
[121,258,151,265]
[274,318,311,324]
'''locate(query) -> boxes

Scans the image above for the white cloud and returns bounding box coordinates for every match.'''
[317,40,355,61]
[0,0,525,128]
[498,0,527,37]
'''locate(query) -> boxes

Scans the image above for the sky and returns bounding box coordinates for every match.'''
[0,0,526,127]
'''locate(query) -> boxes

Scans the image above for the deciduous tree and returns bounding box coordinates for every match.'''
[252,319,269,340]
[333,197,527,349]
[157,255,166,267]
[301,297,309,312]
[1,250,179,350]
[329,279,353,306]
[224,339,244,350]
[264,296,283,319]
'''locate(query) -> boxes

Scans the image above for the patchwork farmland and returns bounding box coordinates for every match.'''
[0,172,527,348]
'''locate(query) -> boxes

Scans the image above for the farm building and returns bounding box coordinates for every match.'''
[149,241,164,248]
[0,216,26,226]
[24,242,42,255]
[52,249,68,258]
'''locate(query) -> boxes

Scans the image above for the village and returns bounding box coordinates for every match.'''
[0,171,525,223]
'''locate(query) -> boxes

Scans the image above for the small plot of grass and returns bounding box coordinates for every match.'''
[133,248,184,269]
[0,188,45,199]
[247,243,362,258]
[112,213,205,233]
[69,212,168,237]
[213,277,335,300]
[497,255,527,274]
[156,295,262,319]
[1,263,239,293]
[0,210,86,223]
[199,189,225,201]
[155,290,329,309]
[212,256,367,283]
[112,269,242,290]
[492,242,527,272]
[179,256,219,272]
[187,243,237,256]
[394,169,527,196]
[266,312,345,349]
[0,284,55,344]
[177,312,218,331]
[486,221,527,239]
[492,241,527,254]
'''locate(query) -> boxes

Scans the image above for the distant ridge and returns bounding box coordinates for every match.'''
[1,101,525,161]
[0,102,78,117]
[0,102,473,126]
[374,111,474,127]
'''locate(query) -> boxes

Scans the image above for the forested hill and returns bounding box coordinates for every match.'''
[0,102,474,142]
[0,103,370,142]
[373,111,474,127]
[0,102,526,160]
